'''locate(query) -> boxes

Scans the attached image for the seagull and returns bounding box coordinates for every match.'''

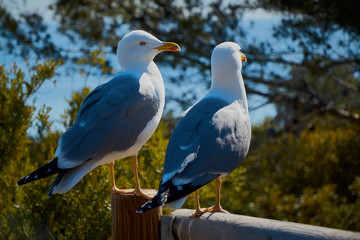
[17,30,181,198]
[138,42,251,216]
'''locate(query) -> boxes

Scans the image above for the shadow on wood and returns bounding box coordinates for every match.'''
[111,189,161,240]
[161,209,360,240]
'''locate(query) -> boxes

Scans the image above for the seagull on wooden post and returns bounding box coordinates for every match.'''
[17,30,181,198]
[138,42,251,216]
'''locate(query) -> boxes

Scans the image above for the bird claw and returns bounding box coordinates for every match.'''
[205,205,229,214]
[133,188,152,199]
[189,206,229,218]
[189,208,207,218]
[110,187,152,199]
[112,187,133,194]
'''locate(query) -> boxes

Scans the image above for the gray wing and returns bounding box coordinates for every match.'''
[56,73,160,169]
[160,97,251,202]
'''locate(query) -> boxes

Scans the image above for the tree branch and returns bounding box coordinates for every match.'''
[247,87,360,124]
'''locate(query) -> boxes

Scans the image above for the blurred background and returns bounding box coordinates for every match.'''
[0,0,359,239]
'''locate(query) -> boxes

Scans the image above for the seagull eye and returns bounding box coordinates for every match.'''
[139,41,146,46]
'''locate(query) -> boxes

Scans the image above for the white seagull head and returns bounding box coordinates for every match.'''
[209,42,248,104]
[211,42,247,79]
[117,30,181,71]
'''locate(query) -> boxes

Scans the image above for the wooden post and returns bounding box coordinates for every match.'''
[111,189,161,240]
[161,209,360,240]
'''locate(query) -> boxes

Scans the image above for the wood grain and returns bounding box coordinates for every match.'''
[111,189,161,240]
[161,209,360,240]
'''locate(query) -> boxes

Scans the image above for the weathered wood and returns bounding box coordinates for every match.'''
[111,189,161,240]
[161,209,360,240]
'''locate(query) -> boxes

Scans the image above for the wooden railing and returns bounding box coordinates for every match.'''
[161,209,360,240]
[111,192,360,240]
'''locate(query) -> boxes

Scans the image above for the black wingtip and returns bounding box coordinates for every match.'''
[17,158,60,186]
[17,175,30,186]
[138,190,168,213]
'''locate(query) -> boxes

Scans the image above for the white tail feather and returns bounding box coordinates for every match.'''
[52,160,97,194]
[166,196,187,210]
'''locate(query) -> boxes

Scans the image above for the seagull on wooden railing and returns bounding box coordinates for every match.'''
[17,30,181,198]
[138,42,251,217]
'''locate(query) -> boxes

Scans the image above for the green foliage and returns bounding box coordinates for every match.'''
[0,59,63,171]
[235,119,360,230]
[75,45,114,77]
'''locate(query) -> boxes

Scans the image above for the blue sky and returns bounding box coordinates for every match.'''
[1,0,280,133]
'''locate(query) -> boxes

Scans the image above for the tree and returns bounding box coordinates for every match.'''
[0,59,63,171]
[254,0,360,129]
[235,118,360,230]
[1,0,359,126]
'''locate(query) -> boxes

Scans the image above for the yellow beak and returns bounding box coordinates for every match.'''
[240,52,247,62]
[155,42,181,52]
